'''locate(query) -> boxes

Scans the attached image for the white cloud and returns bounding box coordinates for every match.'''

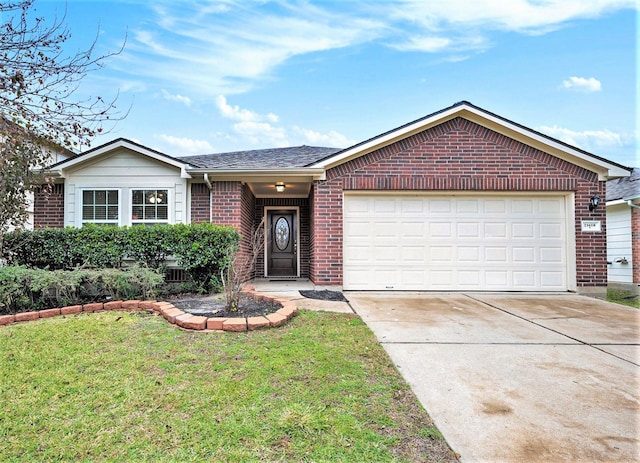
[292,126,354,148]
[112,0,635,96]
[232,121,289,147]
[161,89,192,106]
[561,76,602,92]
[386,0,634,52]
[156,134,214,155]
[390,0,635,33]
[215,95,278,122]
[538,125,624,151]
[118,2,383,97]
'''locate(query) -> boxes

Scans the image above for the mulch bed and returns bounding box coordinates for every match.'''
[299,290,348,302]
[171,293,282,318]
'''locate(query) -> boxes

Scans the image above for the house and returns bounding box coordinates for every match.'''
[606,168,640,289]
[36,101,631,293]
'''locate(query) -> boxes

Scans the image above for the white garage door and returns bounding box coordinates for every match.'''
[343,194,570,291]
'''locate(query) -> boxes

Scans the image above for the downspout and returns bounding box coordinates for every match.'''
[203,173,213,190]
[627,200,640,210]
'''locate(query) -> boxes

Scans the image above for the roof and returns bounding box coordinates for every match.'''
[181,145,341,169]
[48,137,196,170]
[310,100,631,180]
[607,168,640,201]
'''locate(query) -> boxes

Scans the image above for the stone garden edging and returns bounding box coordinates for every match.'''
[0,287,298,332]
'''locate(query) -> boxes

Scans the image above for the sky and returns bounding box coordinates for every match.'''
[29,0,639,167]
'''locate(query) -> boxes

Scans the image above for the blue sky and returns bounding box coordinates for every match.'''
[35,0,638,167]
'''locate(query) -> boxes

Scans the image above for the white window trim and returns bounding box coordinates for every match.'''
[78,188,122,226]
[130,189,171,225]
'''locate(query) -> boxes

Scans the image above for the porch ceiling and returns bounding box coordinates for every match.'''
[248,181,311,198]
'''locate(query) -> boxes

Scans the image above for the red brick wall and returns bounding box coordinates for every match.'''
[210,181,243,229]
[209,182,256,281]
[34,183,64,229]
[311,117,607,288]
[190,183,210,224]
[632,207,640,284]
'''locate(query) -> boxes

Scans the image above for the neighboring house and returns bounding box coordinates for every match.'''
[606,168,640,287]
[36,101,630,293]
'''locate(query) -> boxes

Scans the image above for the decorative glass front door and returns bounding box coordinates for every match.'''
[267,210,297,277]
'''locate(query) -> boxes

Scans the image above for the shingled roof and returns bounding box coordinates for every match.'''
[607,167,640,201]
[181,145,342,169]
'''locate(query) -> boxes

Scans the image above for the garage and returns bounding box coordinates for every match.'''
[343,194,573,291]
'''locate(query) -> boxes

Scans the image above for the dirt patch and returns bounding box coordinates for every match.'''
[171,293,282,318]
[299,290,348,302]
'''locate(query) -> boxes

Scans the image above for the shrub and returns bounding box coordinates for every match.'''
[0,224,240,293]
[2,228,78,269]
[168,223,240,293]
[0,266,163,314]
[123,225,170,269]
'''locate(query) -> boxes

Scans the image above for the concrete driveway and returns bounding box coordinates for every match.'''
[347,292,640,463]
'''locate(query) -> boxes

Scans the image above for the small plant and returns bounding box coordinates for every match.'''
[221,218,265,312]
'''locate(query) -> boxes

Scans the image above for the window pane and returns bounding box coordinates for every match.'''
[107,191,118,204]
[95,191,106,204]
[144,205,156,220]
[132,190,143,204]
[157,206,168,220]
[83,191,93,203]
[132,206,143,220]
[82,206,93,220]
[108,206,119,220]
[95,206,107,220]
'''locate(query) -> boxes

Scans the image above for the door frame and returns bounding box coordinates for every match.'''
[264,206,300,277]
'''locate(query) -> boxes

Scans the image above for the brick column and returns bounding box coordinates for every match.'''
[190,183,210,224]
[34,183,64,229]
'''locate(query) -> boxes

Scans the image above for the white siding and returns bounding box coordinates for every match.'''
[606,204,633,283]
[63,148,189,227]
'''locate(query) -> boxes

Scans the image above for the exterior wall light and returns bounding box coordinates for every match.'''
[589,194,600,211]
[275,182,285,193]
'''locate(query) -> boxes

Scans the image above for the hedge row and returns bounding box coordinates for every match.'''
[0,265,164,314]
[1,223,240,293]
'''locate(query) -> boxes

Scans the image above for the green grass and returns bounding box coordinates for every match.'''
[606,288,640,309]
[0,311,457,462]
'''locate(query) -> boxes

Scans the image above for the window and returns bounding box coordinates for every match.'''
[82,190,119,225]
[131,189,169,225]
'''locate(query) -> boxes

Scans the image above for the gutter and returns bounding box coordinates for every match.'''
[190,167,327,181]
[627,200,640,210]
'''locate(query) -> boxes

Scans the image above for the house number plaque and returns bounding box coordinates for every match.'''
[581,220,602,232]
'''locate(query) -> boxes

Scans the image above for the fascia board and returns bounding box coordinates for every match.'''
[458,107,630,180]
[190,168,326,182]
[52,139,191,174]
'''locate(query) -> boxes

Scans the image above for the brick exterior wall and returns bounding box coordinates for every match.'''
[190,183,210,223]
[33,183,64,229]
[310,117,607,289]
[632,207,640,285]
[210,181,243,228]
[209,182,256,281]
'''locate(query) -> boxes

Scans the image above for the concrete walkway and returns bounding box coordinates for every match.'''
[250,279,354,313]
[347,292,640,463]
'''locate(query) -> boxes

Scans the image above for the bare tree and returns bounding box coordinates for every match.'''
[0,0,125,242]
[221,218,265,312]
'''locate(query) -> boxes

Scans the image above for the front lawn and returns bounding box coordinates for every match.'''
[606,288,640,309]
[0,310,457,462]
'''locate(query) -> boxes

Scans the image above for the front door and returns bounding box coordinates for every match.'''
[267,210,298,277]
